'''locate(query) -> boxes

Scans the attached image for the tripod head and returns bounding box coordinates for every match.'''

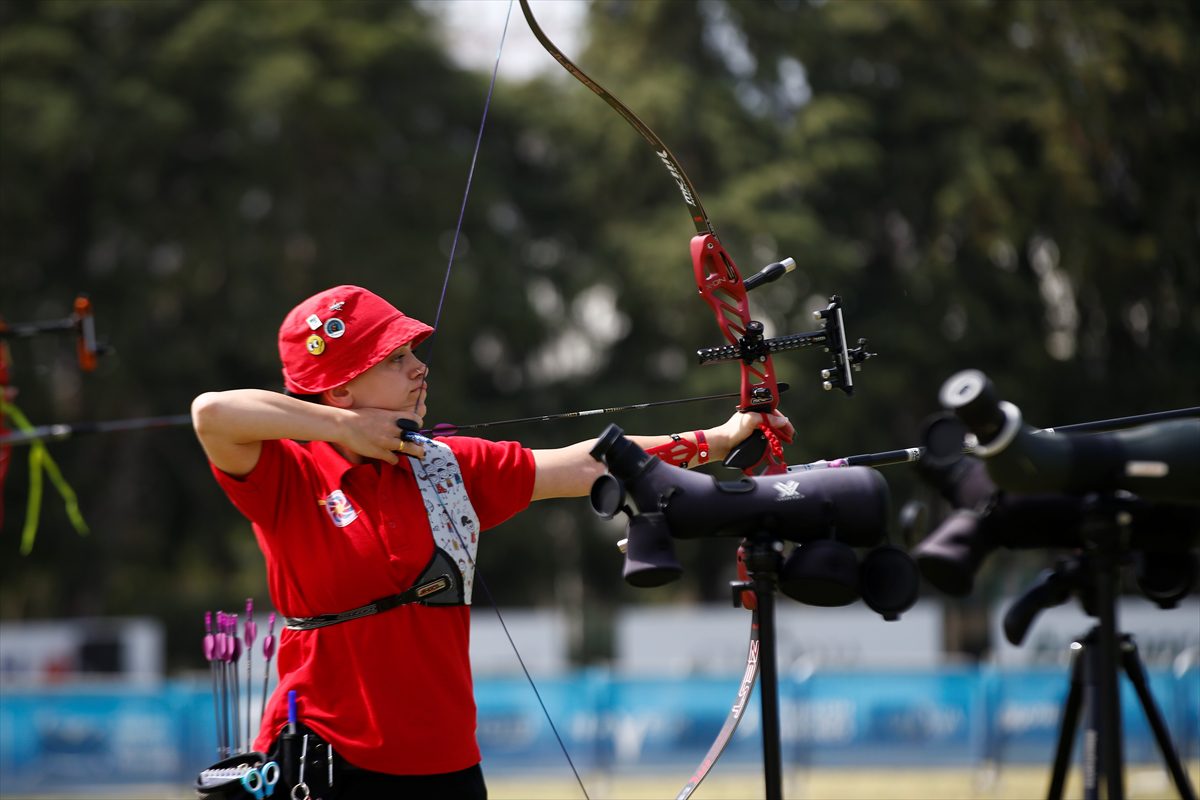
[1000,493,1199,646]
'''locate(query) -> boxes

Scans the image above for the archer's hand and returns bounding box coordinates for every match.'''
[337,407,427,464]
[710,409,794,461]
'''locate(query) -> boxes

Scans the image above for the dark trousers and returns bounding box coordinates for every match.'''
[333,761,486,799]
[269,725,486,800]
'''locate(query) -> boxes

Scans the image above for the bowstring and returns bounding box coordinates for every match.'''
[413,3,590,796]
[409,434,590,799]
[421,1,511,378]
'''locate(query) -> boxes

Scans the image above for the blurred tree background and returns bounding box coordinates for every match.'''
[2,0,1196,671]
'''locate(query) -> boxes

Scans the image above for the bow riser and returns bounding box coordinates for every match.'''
[691,235,782,412]
[691,234,788,474]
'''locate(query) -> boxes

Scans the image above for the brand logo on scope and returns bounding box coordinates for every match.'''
[773,481,805,500]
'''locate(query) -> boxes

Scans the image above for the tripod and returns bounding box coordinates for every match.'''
[1048,628,1196,800]
[730,534,787,800]
[1004,496,1197,800]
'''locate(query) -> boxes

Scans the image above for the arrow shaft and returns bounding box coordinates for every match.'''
[429,386,790,436]
[0,414,192,446]
[795,407,1200,471]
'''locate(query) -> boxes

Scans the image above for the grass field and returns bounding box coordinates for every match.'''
[486,763,1200,799]
[11,763,1197,799]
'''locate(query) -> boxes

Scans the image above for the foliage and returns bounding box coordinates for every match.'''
[1,0,1196,669]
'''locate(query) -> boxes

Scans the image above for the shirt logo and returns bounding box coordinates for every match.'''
[320,489,359,527]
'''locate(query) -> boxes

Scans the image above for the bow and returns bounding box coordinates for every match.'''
[519,0,871,478]
[517,2,873,795]
[0,296,104,551]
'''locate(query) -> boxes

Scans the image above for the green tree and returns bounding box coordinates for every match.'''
[3,0,1196,669]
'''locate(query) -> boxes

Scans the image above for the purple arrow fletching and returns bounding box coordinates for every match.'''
[244,619,258,648]
[244,599,257,647]
[228,614,240,661]
[263,612,277,660]
[218,613,232,660]
[203,612,215,661]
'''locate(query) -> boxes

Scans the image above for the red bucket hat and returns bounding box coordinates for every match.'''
[278,285,433,394]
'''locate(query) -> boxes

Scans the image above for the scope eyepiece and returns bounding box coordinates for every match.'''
[591,423,656,482]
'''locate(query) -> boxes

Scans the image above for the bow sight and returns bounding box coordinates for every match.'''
[695,262,874,398]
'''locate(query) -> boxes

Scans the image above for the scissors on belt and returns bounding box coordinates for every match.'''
[240,760,281,799]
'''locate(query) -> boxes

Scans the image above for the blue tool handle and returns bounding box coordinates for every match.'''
[287,690,298,733]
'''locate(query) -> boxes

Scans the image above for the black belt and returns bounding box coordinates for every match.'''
[284,574,453,631]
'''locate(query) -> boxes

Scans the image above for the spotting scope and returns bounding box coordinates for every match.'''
[589,424,890,545]
[940,370,1199,504]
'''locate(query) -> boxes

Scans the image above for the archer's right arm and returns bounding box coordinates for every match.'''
[191,389,404,477]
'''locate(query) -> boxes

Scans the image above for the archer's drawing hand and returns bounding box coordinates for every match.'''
[338,408,426,464]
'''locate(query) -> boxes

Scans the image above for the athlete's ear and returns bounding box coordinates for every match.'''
[323,385,353,408]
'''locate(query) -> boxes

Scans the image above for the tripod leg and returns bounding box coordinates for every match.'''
[1048,640,1087,800]
[1096,593,1126,800]
[756,584,783,800]
[1119,637,1198,800]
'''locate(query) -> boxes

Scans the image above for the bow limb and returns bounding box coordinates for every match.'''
[518,0,787,475]
[518,0,711,235]
[675,609,761,800]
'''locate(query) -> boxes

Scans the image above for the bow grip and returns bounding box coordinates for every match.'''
[723,429,768,471]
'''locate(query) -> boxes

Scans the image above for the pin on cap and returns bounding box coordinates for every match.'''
[324,318,346,339]
[329,301,345,312]
[305,314,323,331]
[306,334,325,355]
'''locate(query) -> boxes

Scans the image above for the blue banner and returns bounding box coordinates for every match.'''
[1,666,1196,795]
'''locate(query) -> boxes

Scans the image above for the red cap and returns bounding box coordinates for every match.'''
[278,285,433,394]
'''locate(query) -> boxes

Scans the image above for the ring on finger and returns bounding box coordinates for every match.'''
[398,440,406,453]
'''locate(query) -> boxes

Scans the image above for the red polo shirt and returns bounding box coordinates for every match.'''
[210,435,535,775]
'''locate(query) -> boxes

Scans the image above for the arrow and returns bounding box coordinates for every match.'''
[0,414,192,446]
[426,384,790,436]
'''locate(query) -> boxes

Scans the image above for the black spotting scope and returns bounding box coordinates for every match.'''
[589,424,890,546]
[588,423,922,621]
[940,369,1200,504]
[913,378,1200,602]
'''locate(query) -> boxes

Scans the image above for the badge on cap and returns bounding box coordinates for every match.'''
[323,318,346,339]
[306,334,326,355]
[305,314,323,331]
[329,301,345,312]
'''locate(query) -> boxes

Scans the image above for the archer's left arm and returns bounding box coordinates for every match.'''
[529,410,792,500]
